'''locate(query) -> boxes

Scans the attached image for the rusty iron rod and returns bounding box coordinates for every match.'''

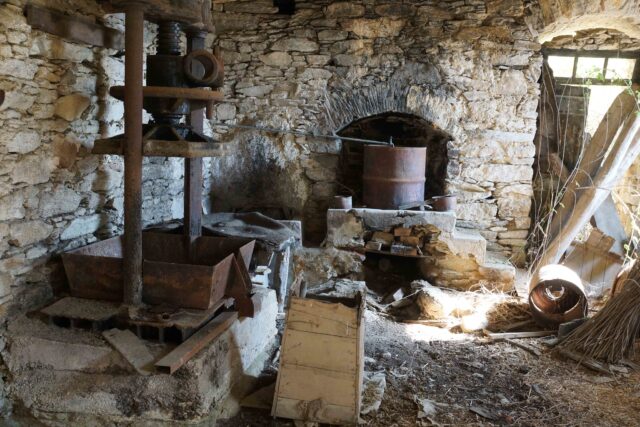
[184,29,206,239]
[208,122,394,146]
[123,4,145,308]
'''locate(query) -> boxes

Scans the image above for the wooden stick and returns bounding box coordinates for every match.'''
[484,330,555,340]
[155,311,237,374]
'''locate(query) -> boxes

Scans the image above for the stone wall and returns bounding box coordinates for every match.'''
[0,1,185,317]
[207,0,542,259]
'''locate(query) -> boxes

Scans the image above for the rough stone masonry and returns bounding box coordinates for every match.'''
[0,0,542,320]
[206,0,542,264]
[0,1,187,317]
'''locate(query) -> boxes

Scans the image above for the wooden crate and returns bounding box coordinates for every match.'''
[272,294,365,425]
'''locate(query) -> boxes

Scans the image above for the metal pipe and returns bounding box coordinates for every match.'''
[209,121,394,146]
[123,4,145,308]
[184,29,207,239]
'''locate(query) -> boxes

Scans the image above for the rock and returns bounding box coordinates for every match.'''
[457,203,499,223]
[299,68,332,81]
[497,195,531,218]
[0,273,11,298]
[237,84,274,97]
[0,59,38,80]
[54,94,91,121]
[341,18,406,38]
[416,5,453,20]
[223,1,278,14]
[216,103,236,121]
[271,37,319,53]
[38,186,82,217]
[325,3,365,18]
[29,35,94,62]
[4,130,40,154]
[60,214,102,240]
[92,168,123,192]
[10,155,56,185]
[326,210,365,249]
[292,247,364,286]
[374,4,415,17]
[52,135,79,169]
[455,26,513,43]
[0,192,25,221]
[8,221,53,247]
[259,51,292,67]
[317,30,348,41]
[461,164,533,183]
[494,69,528,96]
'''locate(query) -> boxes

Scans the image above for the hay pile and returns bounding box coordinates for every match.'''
[559,259,640,363]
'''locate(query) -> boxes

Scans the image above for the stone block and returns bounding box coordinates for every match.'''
[358,209,456,233]
[4,288,278,424]
[8,221,53,247]
[4,130,40,154]
[341,18,406,38]
[259,51,292,67]
[271,37,319,52]
[325,3,365,18]
[0,59,38,80]
[444,230,487,263]
[10,155,56,185]
[30,35,94,62]
[54,94,91,121]
[60,214,102,240]
[38,186,82,217]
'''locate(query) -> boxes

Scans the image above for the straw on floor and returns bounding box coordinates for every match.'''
[558,257,640,364]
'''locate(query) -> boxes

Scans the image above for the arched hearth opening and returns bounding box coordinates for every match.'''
[336,112,452,207]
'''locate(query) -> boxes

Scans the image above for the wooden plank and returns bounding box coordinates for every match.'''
[286,307,358,338]
[281,329,357,374]
[42,297,119,322]
[26,5,123,49]
[155,311,237,374]
[102,329,154,375]
[289,298,358,329]
[274,397,356,425]
[276,364,357,408]
[484,330,555,340]
[592,195,627,255]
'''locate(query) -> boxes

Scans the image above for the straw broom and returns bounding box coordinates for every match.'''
[558,257,640,364]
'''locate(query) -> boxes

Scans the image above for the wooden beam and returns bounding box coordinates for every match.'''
[155,311,237,374]
[26,5,123,50]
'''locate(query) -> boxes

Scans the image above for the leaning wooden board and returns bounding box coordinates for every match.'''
[272,295,365,425]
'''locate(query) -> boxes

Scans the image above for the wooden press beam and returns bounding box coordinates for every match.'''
[25,5,124,49]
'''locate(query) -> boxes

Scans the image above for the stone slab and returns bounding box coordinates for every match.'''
[328,209,456,236]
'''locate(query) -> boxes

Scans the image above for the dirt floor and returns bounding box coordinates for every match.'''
[219,305,640,427]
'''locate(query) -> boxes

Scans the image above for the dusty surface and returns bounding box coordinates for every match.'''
[218,308,640,427]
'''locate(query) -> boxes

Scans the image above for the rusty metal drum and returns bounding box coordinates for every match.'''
[363,146,427,209]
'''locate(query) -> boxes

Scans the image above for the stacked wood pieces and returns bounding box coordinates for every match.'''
[272,294,365,425]
[365,227,425,257]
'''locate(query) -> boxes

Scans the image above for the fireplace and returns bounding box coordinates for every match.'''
[337,112,452,208]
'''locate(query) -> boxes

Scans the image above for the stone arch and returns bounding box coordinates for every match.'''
[319,65,467,143]
[336,112,453,202]
[537,0,640,42]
